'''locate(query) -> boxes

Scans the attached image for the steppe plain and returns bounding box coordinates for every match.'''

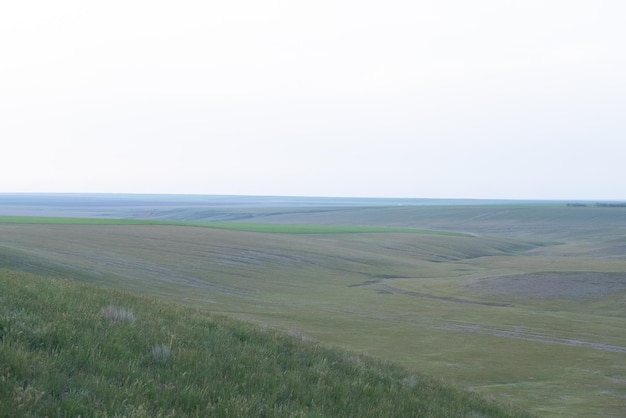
[1,195,625,416]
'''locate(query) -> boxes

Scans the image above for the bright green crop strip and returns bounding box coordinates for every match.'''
[0,216,466,236]
[0,216,155,225]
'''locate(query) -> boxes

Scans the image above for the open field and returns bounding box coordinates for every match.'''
[0,202,625,416]
[1,270,531,417]
[0,216,464,236]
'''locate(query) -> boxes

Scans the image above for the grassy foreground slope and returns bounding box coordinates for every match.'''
[0,270,530,418]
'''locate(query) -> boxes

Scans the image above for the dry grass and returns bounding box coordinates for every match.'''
[150,344,172,363]
[101,305,136,323]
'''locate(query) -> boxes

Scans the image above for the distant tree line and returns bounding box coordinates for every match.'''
[566,202,626,208]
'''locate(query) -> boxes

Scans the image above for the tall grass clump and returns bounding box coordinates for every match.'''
[101,304,136,323]
[0,269,533,417]
[150,344,172,363]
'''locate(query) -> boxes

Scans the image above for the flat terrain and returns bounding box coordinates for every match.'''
[0,198,625,417]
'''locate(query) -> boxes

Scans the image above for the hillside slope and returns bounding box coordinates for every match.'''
[0,269,531,417]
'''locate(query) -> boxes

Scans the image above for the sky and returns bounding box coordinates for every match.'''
[1,1,625,200]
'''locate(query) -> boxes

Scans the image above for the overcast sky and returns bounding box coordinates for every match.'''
[1,1,624,199]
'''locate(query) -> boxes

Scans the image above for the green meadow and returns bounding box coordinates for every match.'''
[0,216,463,235]
[1,204,625,416]
[1,270,529,417]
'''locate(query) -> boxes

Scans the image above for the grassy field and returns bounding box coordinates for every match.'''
[0,205,625,416]
[0,216,465,235]
[1,269,531,417]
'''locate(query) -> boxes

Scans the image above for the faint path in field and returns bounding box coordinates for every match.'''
[354,279,513,307]
[432,323,626,353]
[339,306,626,354]
[372,283,513,307]
[351,278,626,353]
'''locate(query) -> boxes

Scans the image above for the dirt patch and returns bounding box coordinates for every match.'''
[466,272,626,299]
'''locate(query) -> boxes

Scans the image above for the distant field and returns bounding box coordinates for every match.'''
[0,216,465,235]
[1,202,625,417]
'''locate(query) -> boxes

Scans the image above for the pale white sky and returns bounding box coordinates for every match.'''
[1,1,624,199]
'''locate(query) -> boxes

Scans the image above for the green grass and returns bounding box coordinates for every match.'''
[0,269,530,417]
[192,222,465,235]
[1,205,625,417]
[0,216,464,235]
[212,204,626,241]
[0,216,157,225]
